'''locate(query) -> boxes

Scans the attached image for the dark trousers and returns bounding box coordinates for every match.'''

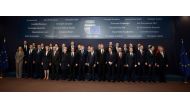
[116,66,124,81]
[61,65,69,80]
[34,62,42,79]
[148,66,156,82]
[98,64,106,81]
[26,62,33,78]
[23,63,28,77]
[158,66,166,82]
[78,64,85,80]
[51,64,60,80]
[69,65,76,80]
[126,66,136,82]
[107,65,115,81]
[137,65,145,81]
[87,66,95,81]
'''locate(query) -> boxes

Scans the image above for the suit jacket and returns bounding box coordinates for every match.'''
[136,50,145,65]
[116,53,125,67]
[145,50,155,65]
[26,49,35,63]
[41,51,51,65]
[86,52,97,66]
[22,44,28,55]
[125,52,136,67]
[156,52,168,66]
[35,49,43,64]
[106,52,116,65]
[22,45,28,62]
[60,52,69,69]
[97,49,106,65]
[69,52,78,66]
[51,51,60,65]
[78,50,87,65]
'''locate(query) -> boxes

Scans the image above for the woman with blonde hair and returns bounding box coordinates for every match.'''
[41,46,51,80]
[15,46,24,78]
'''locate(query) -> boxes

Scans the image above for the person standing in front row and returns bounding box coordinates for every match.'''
[97,43,106,81]
[124,47,137,82]
[41,46,51,80]
[86,46,97,81]
[106,47,116,82]
[60,46,70,80]
[115,48,125,82]
[145,45,156,82]
[69,47,78,81]
[155,46,168,82]
[136,44,146,82]
[51,46,60,80]
[15,46,24,79]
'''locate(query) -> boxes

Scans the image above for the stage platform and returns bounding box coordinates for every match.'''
[0,78,190,92]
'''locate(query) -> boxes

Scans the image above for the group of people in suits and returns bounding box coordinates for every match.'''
[15,40,169,82]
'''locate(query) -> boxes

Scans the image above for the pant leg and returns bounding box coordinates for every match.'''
[19,62,23,78]
[16,63,19,78]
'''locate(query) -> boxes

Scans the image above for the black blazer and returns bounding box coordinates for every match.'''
[145,50,155,65]
[51,51,60,65]
[136,50,146,65]
[106,52,116,65]
[69,52,78,66]
[156,52,168,66]
[86,52,97,66]
[41,51,51,66]
[125,53,136,67]
[60,52,69,67]
[26,49,35,63]
[34,49,43,64]
[97,49,106,64]
[116,54,125,67]
[78,50,87,65]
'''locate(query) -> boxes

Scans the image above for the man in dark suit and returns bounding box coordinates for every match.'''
[78,45,87,81]
[124,47,137,82]
[97,43,106,81]
[156,46,168,82]
[113,42,120,53]
[86,46,97,81]
[22,40,28,78]
[136,44,146,82]
[115,48,125,82]
[40,43,45,53]
[34,45,43,79]
[68,41,76,52]
[106,47,116,82]
[60,46,70,80]
[145,45,156,82]
[51,46,60,80]
[123,43,128,56]
[23,40,28,55]
[68,47,78,81]
[25,44,35,78]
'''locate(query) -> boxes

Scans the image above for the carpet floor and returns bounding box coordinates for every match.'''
[0,78,190,92]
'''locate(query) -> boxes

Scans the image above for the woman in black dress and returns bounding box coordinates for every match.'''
[41,46,51,80]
